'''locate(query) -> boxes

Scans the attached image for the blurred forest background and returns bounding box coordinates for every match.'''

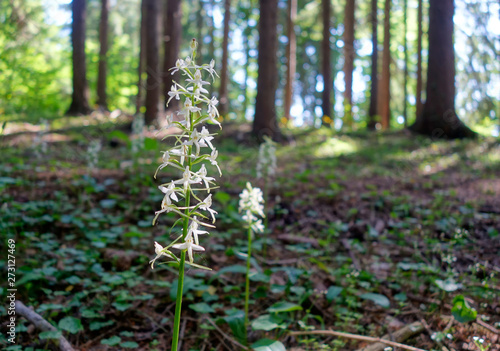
[1,0,498,135]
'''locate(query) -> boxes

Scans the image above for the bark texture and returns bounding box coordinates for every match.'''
[253,0,280,141]
[136,0,146,115]
[416,0,424,119]
[343,0,355,128]
[321,0,332,125]
[96,0,109,110]
[219,0,231,117]
[367,0,378,130]
[66,0,91,115]
[409,0,475,138]
[144,0,160,125]
[163,0,182,111]
[378,0,391,129]
[284,0,297,121]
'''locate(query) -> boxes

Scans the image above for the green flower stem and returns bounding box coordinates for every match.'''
[262,181,269,258]
[244,225,252,346]
[171,113,194,351]
[171,250,186,351]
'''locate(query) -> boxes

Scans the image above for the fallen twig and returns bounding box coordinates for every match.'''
[475,318,500,335]
[289,323,426,351]
[15,300,74,351]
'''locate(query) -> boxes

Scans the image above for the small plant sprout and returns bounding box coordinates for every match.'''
[33,119,49,158]
[131,113,145,155]
[86,139,101,171]
[256,135,277,252]
[256,135,277,180]
[239,182,265,345]
[149,39,221,351]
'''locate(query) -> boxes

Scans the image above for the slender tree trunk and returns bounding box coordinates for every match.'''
[242,2,252,119]
[144,0,160,125]
[416,0,424,119]
[136,0,146,115]
[378,0,391,130]
[219,0,231,117]
[321,0,332,126]
[283,0,297,122]
[163,0,182,111]
[196,0,204,61]
[209,0,216,95]
[409,0,475,138]
[253,0,280,141]
[367,0,378,130]
[343,0,355,128]
[66,0,91,115]
[403,0,408,127]
[96,0,109,110]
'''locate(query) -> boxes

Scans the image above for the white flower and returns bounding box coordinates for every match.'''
[150,242,170,269]
[184,98,201,114]
[167,84,182,105]
[172,235,205,263]
[207,149,222,176]
[187,219,209,245]
[186,70,209,94]
[159,181,179,207]
[175,166,201,191]
[251,219,265,233]
[199,127,215,150]
[171,59,186,75]
[195,164,215,192]
[239,182,266,232]
[206,109,221,128]
[239,183,265,218]
[199,194,218,223]
[203,59,219,80]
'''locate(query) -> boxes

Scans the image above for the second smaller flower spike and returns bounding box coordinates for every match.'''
[239,182,266,233]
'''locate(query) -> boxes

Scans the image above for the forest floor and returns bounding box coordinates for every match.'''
[1,114,500,351]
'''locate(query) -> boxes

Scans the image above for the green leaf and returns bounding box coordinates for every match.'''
[251,338,286,351]
[121,341,139,348]
[81,309,102,318]
[326,286,343,302]
[267,302,302,313]
[112,301,132,311]
[359,293,390,308]
[108,130,130,143]
[214,191,231,205]
[452,295,477,323]
[39,330,62,340]
[58,316,83,334]
[189,302,215,314]
[90,320,114,331]
[251,314,287,331]
[222,310,246,344]
[99,199,116,209]
[101,336,121,346]
[144,137,158,150]
[435,278,462,292]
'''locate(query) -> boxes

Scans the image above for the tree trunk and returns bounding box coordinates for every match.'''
[409,0,475,139]
[343,0,355,128]
[219,0,231,117]
[66,0,91,115]
[242,1,252,119]
[403,0,408,127]
[378,0,390,130]
[321,0,332,126]
[96,0,109,111]
[136,0,146,115]
[196,0,204,61]
[283,0,297,122]
[144,0,160,125]
[253,0,280,141]
[163,0,182,111]
[416,0,424,119]
[367,0,378,130]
